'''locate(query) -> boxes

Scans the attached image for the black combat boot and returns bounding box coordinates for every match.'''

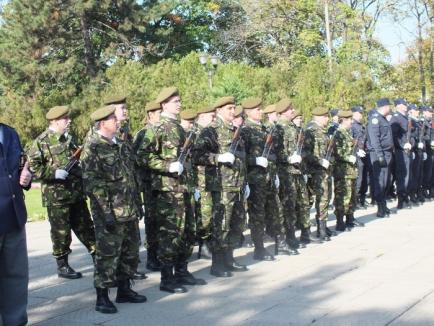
[359,196,367,209]
[197,240,212,259]
[253,247,275,261]
[335,215,346,232]
[160,265,187,293]
[56,255,82,279]
[397,195,404,210]
[319,221,331,241]
[224,249,248,272]
[146,249,162,271]
[410,193,420,206]
[174,262,207,285]
[286,226,300,254]
[210,252,233,277]
[346,214,365,228]
[95,288,117,314]
[376,203,386,218]
[326,226,337,237]
[115,279,147,303]
[300,227,323,245]
[384,202,391,216]
[132,270,147,280]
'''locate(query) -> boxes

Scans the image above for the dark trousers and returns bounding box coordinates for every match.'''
[356,157,369,200]
[0,227,28,326]
[369,151,392,204]
[395,150,411,197]
[423,149,433,189]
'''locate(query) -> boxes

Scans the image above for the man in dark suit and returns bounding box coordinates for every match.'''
[0,122,32,326]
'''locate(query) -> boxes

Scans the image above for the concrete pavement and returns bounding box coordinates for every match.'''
[27,200,434,325]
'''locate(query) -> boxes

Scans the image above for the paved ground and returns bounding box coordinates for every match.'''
[27,200,434,326]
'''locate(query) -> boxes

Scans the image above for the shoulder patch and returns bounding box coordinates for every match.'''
[371,118,379,125]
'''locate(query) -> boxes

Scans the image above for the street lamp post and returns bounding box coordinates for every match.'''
[199,53,219,89]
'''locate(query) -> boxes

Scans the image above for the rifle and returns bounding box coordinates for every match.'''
[229,122,244,154]
[120,120,131,142]
[261,124,277,158]
[351,138,359,156]
[64,147,83,172]
[178,126,197,165]
[295,128,305,155]
[324,132,336,161]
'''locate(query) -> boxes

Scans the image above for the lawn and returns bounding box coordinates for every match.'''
[25,188,47,222]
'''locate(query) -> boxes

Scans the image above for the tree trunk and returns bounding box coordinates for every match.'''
[80,14,97,78]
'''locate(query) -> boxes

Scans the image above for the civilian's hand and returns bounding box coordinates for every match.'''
[19,162,32,187]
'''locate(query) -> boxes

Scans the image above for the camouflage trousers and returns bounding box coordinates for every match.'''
[210,191,245,252]
[93,218,139,288]
[292,174,311,229]
[195,190,213,241]
[142,182,158,254]
[248,182,281,247]
[46,200,96,258]
[277,169,295,233]
[333,177,357,217]
[307,171,330,222]
[154,191,195,265]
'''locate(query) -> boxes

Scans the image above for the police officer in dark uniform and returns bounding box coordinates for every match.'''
[408,104,424,205]
[390,98,412,209]
[422,106,434,199]
[367,98,394,217]
[351,106,368,208]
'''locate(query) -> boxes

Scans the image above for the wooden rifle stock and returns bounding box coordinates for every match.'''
[64,147,83,172]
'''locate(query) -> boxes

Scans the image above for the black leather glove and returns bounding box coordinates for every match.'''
[378,155,387,168]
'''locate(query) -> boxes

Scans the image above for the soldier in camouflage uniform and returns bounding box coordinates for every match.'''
[104,95,147,280]
[333,111,365,231]
[193,97,248,277]
[27,106,95,279]
[81,106,147,314]
[133,101,163,271]
[145,87,206,294]
[304,107,333,241]
[241,97,277,261]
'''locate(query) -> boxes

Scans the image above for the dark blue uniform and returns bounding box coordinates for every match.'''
[408,117,424,202]
[422,118,433,197]
[351,120,368,205]
[367,111,393,209]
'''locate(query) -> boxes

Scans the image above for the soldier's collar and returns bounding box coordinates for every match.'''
[246,118,262,126]
[48,127,67,140]
[161,111,178,121]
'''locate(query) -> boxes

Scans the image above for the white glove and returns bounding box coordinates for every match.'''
[244,184,250,200]
[274,175,280,189]
[169,161,184,175]
[411,152,416,160]
[404,143,412,151]
[55,169,69,180]
[320,158,330,170]
[194,189,201,202]
[431,141,434,148]
[256,156,268,168]
[289,153,302,164]
[356,149,366,158]
[423,152,428,161]
[418,142,424,150]
[347,155,357,164]
[217,152,235,164]
[303,174,308,183]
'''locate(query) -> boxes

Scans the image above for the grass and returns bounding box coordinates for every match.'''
[25,188,47,222]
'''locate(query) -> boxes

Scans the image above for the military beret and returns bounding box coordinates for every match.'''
[104,94,126,105]
[311,107,329,116]
[275,98,293,113]
[46,106,70,120]
[394,98,407,106]
[197,105,215,114]
[351,105,364,113]
[338,110,353,118]
[422,105,433,112]
[145,101,161,112]
[376,98,391,108]
[263,104,276,114]
[180,109,197,121]
[213,96,235,109]
[234,105,243,117]
[408,103,418,111]
[241,97,262,110]
[90,105,116,122]
[155,87,179,104]
[329,108,340,117]
[291,110,302,120]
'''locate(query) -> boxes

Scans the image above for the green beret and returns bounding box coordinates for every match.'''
[275,98,293,113]
[338,110,353,118]
[180,109,197,121]
[145,101,161,112]
[155,86,179,104]
[263,104,276,114]
[90,105,116,122]
[213,96,235,109]
[241,97,262,110]
[312,107,329,116]
[292,110,302,120]
[104,94,126,105]
[234,105,243,117]
[197,105,215,114]
[46,106,70,120]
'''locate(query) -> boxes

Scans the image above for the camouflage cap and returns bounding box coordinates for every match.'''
[213,96,235,109]
[275,98,293,113]
[180,109,197,121]
[46,106,70,120]
[338,110,353,118]
[90,105,116,122]
[291,110,302,120]
[234,105,243,117]
[241,97,262,110]
[104,94,127,105]
[263,104,276,114]
[311,107,329,116]
[155,86,179,104]
[145,101,161,112]
[197,105,215,114]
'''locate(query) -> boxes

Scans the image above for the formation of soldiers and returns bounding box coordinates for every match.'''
[26,89,434,314]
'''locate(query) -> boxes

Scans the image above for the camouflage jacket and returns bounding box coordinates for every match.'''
[333,126,358,179]
[275,119,304,175]
[80,131,139,223]
[145,114,188,192]
[134,124,155,185]
[303,120,332,175]
[242,119,276,185]
[27,129,85,207]
[192,116,246,192]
